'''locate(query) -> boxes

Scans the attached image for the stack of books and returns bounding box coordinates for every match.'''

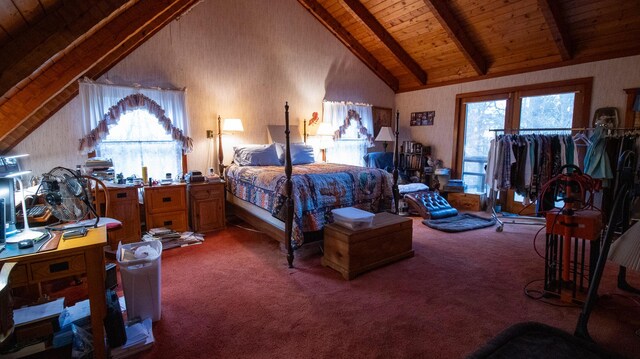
[142,228,204,250]
[110,318,154,359]
[444,179,466,193]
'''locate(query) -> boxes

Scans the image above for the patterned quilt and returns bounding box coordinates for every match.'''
[225,163,393,248]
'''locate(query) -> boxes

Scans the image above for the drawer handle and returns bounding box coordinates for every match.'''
[162,197,172,202]
[50,261,70,273]
[116,192,127,198]
[163,220,173,226]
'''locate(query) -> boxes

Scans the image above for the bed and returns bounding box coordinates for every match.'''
[222,103,400,267]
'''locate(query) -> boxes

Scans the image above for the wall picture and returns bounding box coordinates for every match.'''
[372,106,392,136]
[410,111,435,126]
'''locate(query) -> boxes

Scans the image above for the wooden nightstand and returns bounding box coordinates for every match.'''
[143,183,188,232]
[187,181,226,233]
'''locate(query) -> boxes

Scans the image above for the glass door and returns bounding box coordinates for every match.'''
[460,97,507,194]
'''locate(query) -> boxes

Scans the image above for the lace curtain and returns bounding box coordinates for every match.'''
[78,78,192,153]
[322,101,374,166]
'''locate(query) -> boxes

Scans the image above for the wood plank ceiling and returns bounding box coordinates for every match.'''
[0,0,639,154]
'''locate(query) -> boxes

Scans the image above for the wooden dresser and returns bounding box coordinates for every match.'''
[187,181,226,233]
[102,185,142,249]
[143,183,188,232]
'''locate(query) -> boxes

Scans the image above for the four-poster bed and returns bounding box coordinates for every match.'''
[222,102,400,267]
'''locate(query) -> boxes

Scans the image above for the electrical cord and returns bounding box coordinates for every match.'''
[523,278,581,308]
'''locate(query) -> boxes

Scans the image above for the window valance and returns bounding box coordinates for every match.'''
[322,101,374,147]
[78,78,192,153]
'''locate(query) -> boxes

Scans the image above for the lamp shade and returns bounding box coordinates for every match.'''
[316,122,334,137]
[222,118,244,132]
[608,221,640,271]
[375,127,395,142]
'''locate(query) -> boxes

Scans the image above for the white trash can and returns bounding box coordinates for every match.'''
[117,240,162,322]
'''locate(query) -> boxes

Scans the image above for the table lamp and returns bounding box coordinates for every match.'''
[5,170,45,243]
[375,126,395,152]
[315,122,334,162]
[217,117,244,177]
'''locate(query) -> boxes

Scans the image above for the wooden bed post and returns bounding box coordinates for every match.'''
[392,111,400,214]
[218,115,224,179]
[284,102,295,268]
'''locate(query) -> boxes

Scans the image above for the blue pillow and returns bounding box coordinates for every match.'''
[290,143,315,165]
[233,144,281,166]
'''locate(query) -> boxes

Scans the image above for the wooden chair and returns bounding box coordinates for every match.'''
[80,175,123,248]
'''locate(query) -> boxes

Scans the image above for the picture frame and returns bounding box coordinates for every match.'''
[410,111,435,126]
[372,106,392,137]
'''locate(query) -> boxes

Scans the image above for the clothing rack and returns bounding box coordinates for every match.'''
[487,127,588,231]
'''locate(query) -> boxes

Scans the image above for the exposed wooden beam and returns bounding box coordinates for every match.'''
[0,0,129,98]
[422,0,487,75]
[339,0,426,85]
[0,0,200,153]
[297,0,399,92]
[0,0,197,146]
[537,0,572,61]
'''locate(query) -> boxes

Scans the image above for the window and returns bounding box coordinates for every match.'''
[97,109,182,180]
[323,101,375,167]
[453,78,592,210]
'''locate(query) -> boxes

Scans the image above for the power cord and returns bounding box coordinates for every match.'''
[523,279,581,308]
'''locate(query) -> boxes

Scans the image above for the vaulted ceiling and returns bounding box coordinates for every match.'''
[0,0,639,154]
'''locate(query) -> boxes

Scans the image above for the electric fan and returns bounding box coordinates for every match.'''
[39,167,100,227]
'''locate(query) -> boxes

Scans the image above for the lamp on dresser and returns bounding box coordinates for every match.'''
[375,126,395,152]
[217,117,244,177]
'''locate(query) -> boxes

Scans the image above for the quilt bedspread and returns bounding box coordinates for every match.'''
[225,163,393,248]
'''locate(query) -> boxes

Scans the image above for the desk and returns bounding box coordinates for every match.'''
[1,227,107,358]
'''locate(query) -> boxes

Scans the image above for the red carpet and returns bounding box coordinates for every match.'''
[128,217,640,359]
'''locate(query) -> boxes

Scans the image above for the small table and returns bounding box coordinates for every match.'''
[322,212,413,280]
[1,227,107,358]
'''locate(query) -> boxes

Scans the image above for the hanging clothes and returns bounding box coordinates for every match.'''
[583,127,613,182]
[486,133,579,201]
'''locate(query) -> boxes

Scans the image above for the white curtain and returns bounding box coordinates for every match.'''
[322,101,374,166]
[78,78,190,153]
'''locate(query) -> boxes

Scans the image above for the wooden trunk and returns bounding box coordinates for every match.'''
[447,192,486,211]
[322,212,413,280]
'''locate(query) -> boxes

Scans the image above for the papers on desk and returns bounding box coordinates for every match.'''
[110,318,154,358]
[13,297,64,327]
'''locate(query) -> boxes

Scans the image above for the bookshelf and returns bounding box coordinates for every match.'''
[399,141,431,183]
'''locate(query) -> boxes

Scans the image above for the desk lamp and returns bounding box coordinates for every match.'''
[375,127,395,152]
[5,170,45,243]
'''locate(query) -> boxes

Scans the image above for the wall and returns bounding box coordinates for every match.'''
[13,0,395,177]
[395,55,640,168]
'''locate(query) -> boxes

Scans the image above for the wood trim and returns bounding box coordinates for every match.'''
[423,0,487,75]
[537,0,572,61]
[297,0,399,91]
[340,0,427,85]
[452,77,592,180]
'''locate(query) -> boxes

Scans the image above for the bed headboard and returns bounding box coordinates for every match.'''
[268,125,303,143]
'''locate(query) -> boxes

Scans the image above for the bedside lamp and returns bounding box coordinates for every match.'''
[217,117,244,177]
[375,126,395,152]
[315,122,334,162]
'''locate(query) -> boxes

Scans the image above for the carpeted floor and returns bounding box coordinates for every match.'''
[132,215,640,359]
[46,214,640,358]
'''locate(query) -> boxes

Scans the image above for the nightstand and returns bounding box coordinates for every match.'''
[187,181,226,233]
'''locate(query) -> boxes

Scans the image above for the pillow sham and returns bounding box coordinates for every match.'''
[290,142,315,165]
[233,144,281,166]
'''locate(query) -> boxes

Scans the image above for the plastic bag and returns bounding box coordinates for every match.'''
[71,323,93,359]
